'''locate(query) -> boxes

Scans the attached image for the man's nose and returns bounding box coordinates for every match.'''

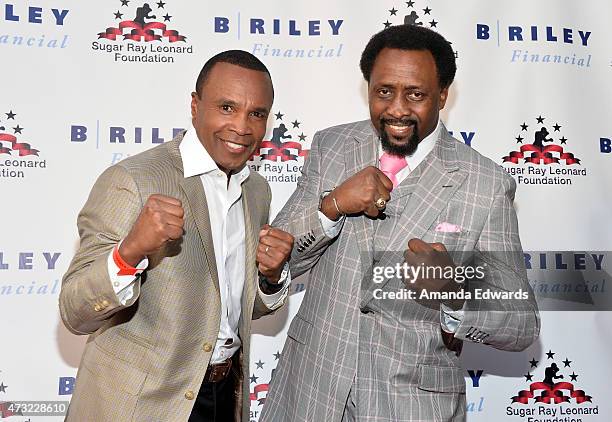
[229,114,251,136]
[386,94,410,119]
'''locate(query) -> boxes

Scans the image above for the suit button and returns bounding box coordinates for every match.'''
[101,299,109,307]
[360,308,372,314]
[203,343,212,352]
[185,390,195,400]
[94,304,102,312]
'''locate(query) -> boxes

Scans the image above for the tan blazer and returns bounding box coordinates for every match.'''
[60,132,283,421]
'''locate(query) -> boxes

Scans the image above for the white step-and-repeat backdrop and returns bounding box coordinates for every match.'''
[2,1,611,421]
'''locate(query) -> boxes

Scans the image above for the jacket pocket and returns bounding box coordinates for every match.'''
[286,314,313,345]
[417,364,466,393]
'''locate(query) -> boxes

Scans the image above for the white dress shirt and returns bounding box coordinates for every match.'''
[107,128,289,364]
[317,120,464,332]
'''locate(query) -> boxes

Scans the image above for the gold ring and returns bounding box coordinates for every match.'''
[374,198,386,210]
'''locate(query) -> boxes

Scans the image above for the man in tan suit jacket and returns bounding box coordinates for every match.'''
[60,50,294,422]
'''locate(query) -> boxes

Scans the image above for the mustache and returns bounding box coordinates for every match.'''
[380,117,417,127]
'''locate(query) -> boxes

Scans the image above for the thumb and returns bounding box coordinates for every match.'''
[430,242,447,252]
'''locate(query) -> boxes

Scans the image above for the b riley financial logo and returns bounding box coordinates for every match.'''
[506,349,598,421]
[1,3,70,50]
[92,0,193,63]
[0,109,46,179]
[502,115,587,186]
[381,1,458,58]
[248,110,310,184]
[476,19,592,69]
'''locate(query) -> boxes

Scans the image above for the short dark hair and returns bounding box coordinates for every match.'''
[195,50,273,97]
[359,24,456,89]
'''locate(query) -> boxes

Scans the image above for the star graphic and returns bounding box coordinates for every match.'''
[569,372,578,382]
[546,350,555,359]
[292,120,301,128]
[429,20,438,28]
[524,373,533,382]
[6,110,16,119]
[163,13,171,22]
[529,358,539,368]
[156,1,166,8]
[389,7,398,16]
[406,1,415,7]
[273,351,281,360]
[255,360,265,369]
[114,11,123,19]
[0,382,7,393]
[384,20,392,28]
[120,0,130,6]
[516,135,523,143]
[274,111,284,120]
[560,136,567,144]
[552,123,561,131]
[536,115,545,124]
[249,374,259,384]
[520,123,528,131]
[562,358,572,367]
[13,125,23,134]
[298,133,307,142]
[423,7,432,15]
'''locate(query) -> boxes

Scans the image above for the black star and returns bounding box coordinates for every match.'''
[383,20,392,28]
[569,372,578,382]
[520,123,528,131]
[163,13,171,22]
[429,20,438,28]
[255,360,264,369]
[5,110,16,119]
[249,374,259,384]
[389,7,398,16]
[274,111,284,120]
[529,358,539,368]
[114,11,123,19]
[273,351,281,360]
[13,125,23,134]
[552,123,561,131]
[562,358,572,367]
[546,350,555,359]
[0,382,7,393]
[120,0,129,6]
[292,120,301,128]
[516,135,524,143]
[536,115,545,124]
[559,136,567,144]
[406,1,415,7]
[156,1,165,8]
[298,133,306,142]
[524,373,533,382]
[423,7,432,15]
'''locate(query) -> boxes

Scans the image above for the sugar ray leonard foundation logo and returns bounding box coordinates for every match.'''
[249,111,310,184]
[502,115,587,186]
[476,20,593,70]
[382,1,458,58]
[92,0,193,63]
[0,109,46,179]
[248,351,281,421]
[506,349,598,421]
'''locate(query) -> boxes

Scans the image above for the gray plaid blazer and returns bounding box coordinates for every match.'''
[60,132,283,422]
[261,120,539,422]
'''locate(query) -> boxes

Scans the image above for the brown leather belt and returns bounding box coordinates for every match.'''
[204,357,233,383]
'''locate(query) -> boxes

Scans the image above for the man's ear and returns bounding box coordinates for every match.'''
[190,92,198,119]
[439,86,449,110]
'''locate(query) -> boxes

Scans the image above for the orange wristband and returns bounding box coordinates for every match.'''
[113,244,141,276]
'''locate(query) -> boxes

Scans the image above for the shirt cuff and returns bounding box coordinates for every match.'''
[259,263,291,307]
[107,242,148,305]
[317,210,345,238]
[440,303,465,334]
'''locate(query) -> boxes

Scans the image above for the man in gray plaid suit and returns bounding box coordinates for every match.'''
[261,25,539,421]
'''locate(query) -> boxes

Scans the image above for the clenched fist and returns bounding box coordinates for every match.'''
[119,194,185,266]
[321,166,393,220]
[256,224,294,284]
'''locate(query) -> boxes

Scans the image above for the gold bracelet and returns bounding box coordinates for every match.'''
[332,196,345,216]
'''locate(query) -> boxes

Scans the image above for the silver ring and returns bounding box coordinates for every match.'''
[374,198,386,210]
[265,246,270,254]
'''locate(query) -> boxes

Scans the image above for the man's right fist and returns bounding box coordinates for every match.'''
[119,194,185,266]
[321,166,393,220]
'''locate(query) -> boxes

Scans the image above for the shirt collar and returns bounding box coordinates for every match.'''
[378,119,441,170]
[179,127,250,184]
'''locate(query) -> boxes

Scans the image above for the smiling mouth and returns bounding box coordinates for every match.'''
[220,138,249,152]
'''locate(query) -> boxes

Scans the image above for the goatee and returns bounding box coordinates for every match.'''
[379,118,419,157]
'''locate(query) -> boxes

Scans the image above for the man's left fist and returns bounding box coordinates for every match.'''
[257,224,294,283]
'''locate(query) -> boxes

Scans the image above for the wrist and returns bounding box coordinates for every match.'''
[259,274,284,294]
[118,239,145,267]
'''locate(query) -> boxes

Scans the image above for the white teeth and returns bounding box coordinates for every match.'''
[225,141,246,151]
[389,124,410,131]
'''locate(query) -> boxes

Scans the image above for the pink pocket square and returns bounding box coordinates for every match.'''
[435,222,462,233]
